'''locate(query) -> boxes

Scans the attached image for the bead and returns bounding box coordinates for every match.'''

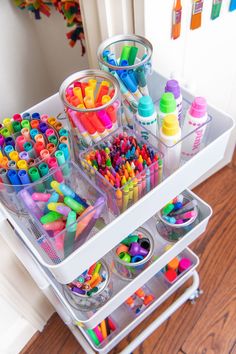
[138,237,150,250]
[131,255,144,263]
[119,252,131,263]
[165,269,177,282]
[116,244,129,256]
[121,235,139,246]
[129,242,149,257]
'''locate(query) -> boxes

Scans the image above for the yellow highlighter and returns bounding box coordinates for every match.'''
[73,87,83,103]
[17,159,28,171]
[9,151,19,163]
[88,79,97,91]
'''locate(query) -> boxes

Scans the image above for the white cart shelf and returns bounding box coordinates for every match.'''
[0,71,234,353]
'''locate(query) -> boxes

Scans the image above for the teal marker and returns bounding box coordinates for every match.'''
[29,167,45,192]
[38,163,53,190]
[55,150,69,177]
[58,128,68,137]
[24,142,36,158]
[64,211,77,257]
[48,135,58,145]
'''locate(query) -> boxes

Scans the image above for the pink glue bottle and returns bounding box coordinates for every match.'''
[181,97,208,158]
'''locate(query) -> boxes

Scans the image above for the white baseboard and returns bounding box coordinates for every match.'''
[0,317,38,354]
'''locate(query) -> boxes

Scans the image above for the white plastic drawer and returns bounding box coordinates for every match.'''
[34,189,211,329]
[4,71,232,283]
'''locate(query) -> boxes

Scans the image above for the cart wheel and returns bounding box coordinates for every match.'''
[188,288,203,304]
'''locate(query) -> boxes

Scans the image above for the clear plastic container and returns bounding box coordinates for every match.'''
[113,227,155,280]
[18,161,109,264]
[0,117,73,215]
[59,70,122,160]
[156,193,199,242]
[63,260,113,312]
[97,34,153,128]
[79,126,164,215]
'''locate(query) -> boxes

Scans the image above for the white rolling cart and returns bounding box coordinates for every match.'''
[0,71,234,353]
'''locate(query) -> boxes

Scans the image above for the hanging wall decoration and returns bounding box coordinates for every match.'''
[13,0,85,54]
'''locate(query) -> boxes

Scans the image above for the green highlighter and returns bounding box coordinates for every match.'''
[64,211,77,258]
[211,0,222,20]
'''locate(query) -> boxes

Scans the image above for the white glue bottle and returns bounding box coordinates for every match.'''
[158,92,178,127]
[136,96,158,146]
[181,97,208,159]
[165,80,183,124]
[159,114,181,176]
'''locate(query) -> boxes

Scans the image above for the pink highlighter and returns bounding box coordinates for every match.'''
[48,157,64,182]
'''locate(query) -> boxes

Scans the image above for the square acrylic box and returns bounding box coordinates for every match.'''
[18,160,109,266]
[79,126,164,215]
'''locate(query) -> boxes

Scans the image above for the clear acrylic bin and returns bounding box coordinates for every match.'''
[79,126,164,215]
[133,98,212,178]
[113,227,155,280]
[63,260,113,312]
[97,34,153,128]
[59,70,122,160]
[18,161,109,266]
[0,116,72,215]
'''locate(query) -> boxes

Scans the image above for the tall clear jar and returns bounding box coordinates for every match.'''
[97,34,153,128]
[59,70,122,160]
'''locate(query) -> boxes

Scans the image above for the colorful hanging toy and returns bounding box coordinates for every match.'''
[14,0,85,54]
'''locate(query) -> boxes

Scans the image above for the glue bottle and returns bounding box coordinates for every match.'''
[181,97,208,158]
[158,92,178,127]
[136,96,158,146]
[165,80,182,124]
[159,114,181,176]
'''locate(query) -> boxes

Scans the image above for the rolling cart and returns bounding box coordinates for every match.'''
[0,72,234,353]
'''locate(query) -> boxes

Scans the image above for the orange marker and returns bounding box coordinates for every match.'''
[172,0,182,40]
[190,0,204,30]
[96,84,109,104]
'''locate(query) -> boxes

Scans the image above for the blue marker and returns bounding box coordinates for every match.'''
[22,112,31,121]
[18,170,31,185]
[120,71,142,100]
[128,69,138,86]
[4,145,14,157]
[59,143,70,160]
[111,71,138,110]
[32,112,40,120]
[107,53,118,66]
[30,128,39,140]
[7,170,22,192]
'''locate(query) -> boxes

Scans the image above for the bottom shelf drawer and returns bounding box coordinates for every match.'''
[75,248,199,354]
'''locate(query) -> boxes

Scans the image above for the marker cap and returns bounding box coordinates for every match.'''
[162,114,180,136]
[160,92,176,113]
[138,96,155,117]
[165,80,181,99]
[189,97,207,118]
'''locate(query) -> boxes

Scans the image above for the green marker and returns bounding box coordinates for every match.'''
[12,121,22,134]
[48,135,58,145]
[21,120,30,130]
[38,163,52,189]
[64,211,77,257]
[40,211,63,224]
[29,167,45,192]
[120,45,131,63]
[87,329,100,346]
[64,196,85,214]
[55,150,69,177]
[128,46,138,65]
[1,128,11,138]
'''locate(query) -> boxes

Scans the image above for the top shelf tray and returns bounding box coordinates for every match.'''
[1,71,234,284]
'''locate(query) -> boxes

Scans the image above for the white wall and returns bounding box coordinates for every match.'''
[0,2,88,117]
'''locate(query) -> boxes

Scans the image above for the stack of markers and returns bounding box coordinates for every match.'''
[116,232,151,264]
[20,179,105,260]
[162,255,192,283]
[86,317,116,346]
[125,287,155,315]
[161,194,198,225]
[81,129,163,213]
[0,112,70,192]
[67,261,106,297]
[101,44,151,125]
[64,78,119,146]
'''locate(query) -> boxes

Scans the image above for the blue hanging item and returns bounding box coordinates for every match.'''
[229,0,236,11]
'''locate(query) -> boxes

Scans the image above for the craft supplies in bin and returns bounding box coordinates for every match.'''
[59,70,122,159]
[80,126,164,215]
[84,316,117,349]
[113,227,154,280]
[18,161,109,265]
[0,112,72,214]
[124,286,155,315]
[64,260,113,312]
[97,34,153,127]
[162,253,193,284]
[156,192,199,242]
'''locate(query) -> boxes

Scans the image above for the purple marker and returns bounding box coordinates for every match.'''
[19,151,30,161]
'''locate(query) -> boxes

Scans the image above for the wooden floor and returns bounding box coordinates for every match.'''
[22,154,236,354]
